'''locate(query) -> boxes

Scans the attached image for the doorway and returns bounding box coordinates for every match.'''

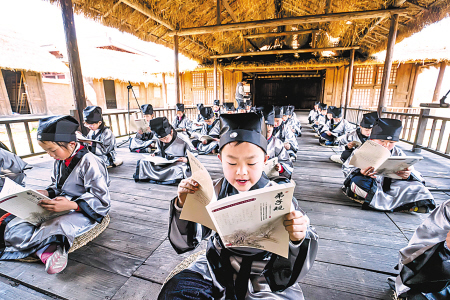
[1,70,31,114]
[103,79,117,109]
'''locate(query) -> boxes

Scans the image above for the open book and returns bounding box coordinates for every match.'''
[180,151,294,258]
[174,128,185,132]
[76,132,103,145]
[0,178,69,225]
[142,154,179,165]
[131,119,151,133]
[263,157,279,177]
[349,140,423,179]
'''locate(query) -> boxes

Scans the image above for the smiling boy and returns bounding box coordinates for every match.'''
[160,113,318,300]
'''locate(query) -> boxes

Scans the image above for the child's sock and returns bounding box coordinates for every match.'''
[36,244,58,264]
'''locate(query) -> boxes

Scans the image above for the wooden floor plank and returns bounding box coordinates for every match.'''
[0,279,53,300]
[111,276,162,300]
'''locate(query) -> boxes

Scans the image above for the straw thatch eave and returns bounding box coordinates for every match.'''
[46,0,450,65]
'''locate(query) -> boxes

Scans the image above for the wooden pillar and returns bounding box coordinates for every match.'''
[162,73,168,107]
[432,61,446,103]
[341,66,349,107]
[220,68,225,101]
[214,59,218,99]
[408,64,420,107]
[60,0,86,128]
[343,50,355,118]
[174,35,180,104]
[377,14,399,115]
[216,0,221,25]
[252,75,256,105]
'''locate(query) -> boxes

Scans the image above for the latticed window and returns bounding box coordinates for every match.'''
[373,88,394,106]
[193,90,205,104]
[193,72,204,88]
[206,89,214,105]
[351,89,372,107]
[376,66,397,85]
[354,66,374,85]
[206,72,220,88]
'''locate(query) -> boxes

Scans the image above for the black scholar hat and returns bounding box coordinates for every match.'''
[224,102,236,112]
[274,106,283,118]
[150,117,172,138]
[83,106,102,123]
[141,104,153,115]
[196,103,204,111]
[360,111,378,128]
[264,109,275,126]
[219,113,267,153]
[200,107,215,120]
[314,101,321,106]
[176,103,185,112]
[238,101,246,110]
[37,115,79,142]
[370,118,402,141]
[330,107,343,118]
[319,103,328,110]
[213,100,220,106]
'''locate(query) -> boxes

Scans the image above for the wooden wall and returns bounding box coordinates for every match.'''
[0,71,12,115]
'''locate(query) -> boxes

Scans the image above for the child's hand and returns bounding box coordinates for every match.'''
[284,143,291,150]
[275,163,282,171]
[202,140,208,145]
[326,131,332,136]
[447,231,450,248]
[283,211,308,242]
[347,141,356,149]
[396,167,411,179]
[176,178,199,208]
[36,189,49,197]
[214,138,220,142]
[138,129,144,135]
[39,197,78,212]
[360,166,376,178]
[177,157,188,163]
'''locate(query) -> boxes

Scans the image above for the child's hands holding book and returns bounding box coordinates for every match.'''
[177,157,188,163]
[177,178,199,208]
[360,166,377,178]
[38,197,78,212]
[283,211,308,242]
[395,167,412,179]
[447,231,450,249]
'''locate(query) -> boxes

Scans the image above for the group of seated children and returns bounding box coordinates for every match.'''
[159,111,318,300]
[312,105,354,147]
[0,115,111,275]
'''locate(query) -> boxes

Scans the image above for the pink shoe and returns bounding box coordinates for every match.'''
[45,246,68,274]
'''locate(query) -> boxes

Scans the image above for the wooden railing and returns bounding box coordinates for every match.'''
[0,106,203,158]
[345,107,450,159]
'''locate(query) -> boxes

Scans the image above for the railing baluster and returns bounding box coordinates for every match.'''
[115,114,121,136]
[407,116,415,142]
[123,113,128,135]
[446,134,450,155]
[24,122,34,154]
[401,116,408,140]
[5,123,16,154]
[108,115,113,133]
[436,121,446,152]
[428,119,437,148]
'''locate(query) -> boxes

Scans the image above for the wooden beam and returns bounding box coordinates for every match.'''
[168,8,407,36]
[121,0,174,30]
[174,35,180,104]
[222,0,238,22]
[214,59,218,99]
[354,17,386,45]
[216,0,221,25]
[408,64,420,106]
[103,0,122,19]
[244,29,319,39]
[60,0,86,131]
[432,61,446,103]
[405,0,428,10]
[209,46,359,58]
[220,68,225,101]
[344,49,355,118]
[377,14,399,115]
[135,17,152,32]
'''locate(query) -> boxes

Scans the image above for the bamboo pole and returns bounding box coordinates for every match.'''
[214,59,218,99]
[432,61,446,103]
[377,14,399,115]
[344,49,355,118]
[216,0,221,25]
[244,29,319,39]
[174,35,180,104]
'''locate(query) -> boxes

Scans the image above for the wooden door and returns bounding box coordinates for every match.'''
[24,71,47,114]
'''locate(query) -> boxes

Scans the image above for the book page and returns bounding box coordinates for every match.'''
[131,119,150,133]
[142,155,178,165]
[180,151,217,231]
[349,140,391,170]
[263,157,279,178]
[200,135,215,142]
[207,182,294,258]
[76,132,103,145]
[376,156,423,179]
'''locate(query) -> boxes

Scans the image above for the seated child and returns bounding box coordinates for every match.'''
[312,103,327,131]
[342,118,436,213]
[330,111,377,164]
[192,103,204,133]
[388,199,450,300]
[0,143,28,189]
[284,105,302,137]
[82,106,119,167]
[192,107,220,154]
[172,103,193,137]
[245,100,252,112]
[265,109,294,179]
[213,100,221,119]
[0,116,110,274]
[319,107,354,146]
[159,112,318,300]
[134,117,197,184]
[308,102,320,124]
[223,102,236,114]
[273,106,298,162]
[129,104,156,153]
[237,101,247,113]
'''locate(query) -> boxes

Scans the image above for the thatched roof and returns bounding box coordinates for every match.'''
[47,0,450,66]
[0,30,68,73]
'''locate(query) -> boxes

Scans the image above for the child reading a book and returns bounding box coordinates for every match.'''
[388,199,450,300]
[342,118,436,213]
[82,106,120,168]
[265,109,293,179]
[0,143,28,190]
[0,115,111,274]
[160,113,318,300]
[192,107,221,154]
[134,117,198,184]
[312,103,327,131]
[172,103,193,137]
[308,102,320,124]
[319,107,354,146]
[129,104,156,153]
[330,111,377,164]
[273,106,298,162]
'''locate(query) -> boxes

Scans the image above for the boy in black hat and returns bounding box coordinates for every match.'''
[0,116,111,274]
[192,107,221,154]
[308,102,320,124]
[81,106,120,168]
[172,103,193,137]
[312,103,327,131]
[265,108,294,179]
[273,106,298,162]
[192,103,205,133]
[213,100,221,119]
[160,112,318,300]
[134,117,197,184]
[284,106,302,137]
[319,107,354,146]
[237,101,247,113]
[129,104,156,153]
[342,118,435,213]
[223,102,236,114]
[330,111,377,164]
[245,100,252,112]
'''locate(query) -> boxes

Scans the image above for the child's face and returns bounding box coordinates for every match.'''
[372,139,397,151]
[327,113,333,119]
[238,109,246,113]
[333,117,341,123]
[266,124,274,139]
[227,111,235,114]
[213,105,219,111]
[144,114,153,122]
[314,105,319,110]
[159,130,173,143]
[84,121,102,131]
[321,110,327,115]
[360,126,372,137]
[205,117,215,125]
[38,141,76,161]
[176,111,184,118]
[218,142,268,192]
[282,115,288,122]
[274,118,283,127]
[246,105,251,110]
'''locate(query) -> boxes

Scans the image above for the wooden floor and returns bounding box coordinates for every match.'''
[1,112,449,300]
